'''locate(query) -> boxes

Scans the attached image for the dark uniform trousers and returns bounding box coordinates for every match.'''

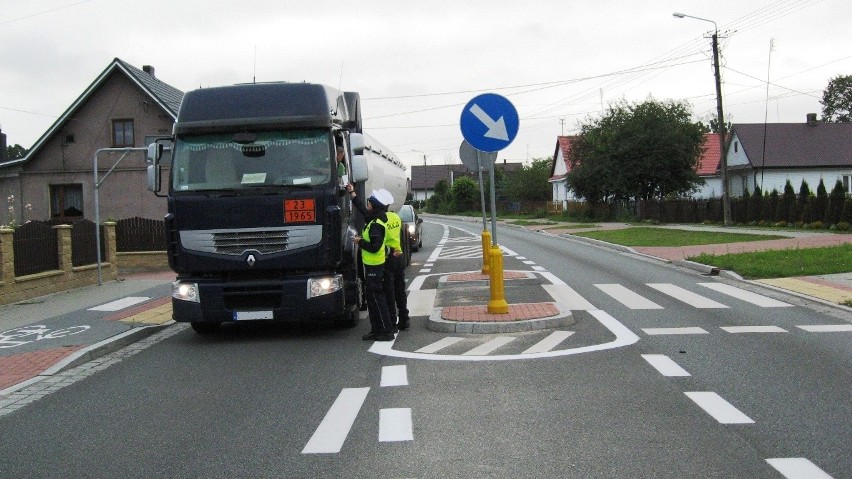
[364,263,393,335]
[383,252,409,328]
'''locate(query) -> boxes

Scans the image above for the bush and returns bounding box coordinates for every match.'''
[835,222,850,231]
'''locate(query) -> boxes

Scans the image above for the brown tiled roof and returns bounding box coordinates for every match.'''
[696,133,721,176]
[732,122,852,168]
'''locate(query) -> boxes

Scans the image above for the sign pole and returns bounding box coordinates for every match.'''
[477,150,491,275]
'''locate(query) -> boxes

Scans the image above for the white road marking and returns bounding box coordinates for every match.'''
[797,324,852,332]
[407,289,437,317]
[532,265,546,271]
[379,408,413,442]
[596,284,663,309]
[523,260,536,265]
[380,365,408,387]
[643,327,709,335]
[698,283,793,307]
[684,391,755,424]
[369,309,640,361]
[522,331,575,354]
[721,326,788,333]
[648,283,728,308]
[302,387,370,454]
[641,354,691,377]
[415,337,465,354]
[462,337,516,355]
[542,283,596,310]
[88,297,150,311]
[766,457,834,479]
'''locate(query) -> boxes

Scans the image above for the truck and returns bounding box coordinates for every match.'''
[146,82,408,333]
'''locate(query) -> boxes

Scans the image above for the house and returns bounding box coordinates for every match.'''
[726,114,852,197]
[0,58,183,225]
[690,133,723,199]
[410,160,524,202]
[548,135,579,208]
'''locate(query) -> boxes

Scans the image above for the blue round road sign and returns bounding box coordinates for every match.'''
[459,93,519,152]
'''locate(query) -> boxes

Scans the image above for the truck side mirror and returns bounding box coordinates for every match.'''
[349,133,365,154]
[350,154,369,183]
[147,143,163,164]
[147,164,161,193]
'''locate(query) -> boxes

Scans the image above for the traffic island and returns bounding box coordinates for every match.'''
[427,271,574,333]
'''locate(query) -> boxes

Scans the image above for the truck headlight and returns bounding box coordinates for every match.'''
[172,281,200,303]
[308,275,342,299]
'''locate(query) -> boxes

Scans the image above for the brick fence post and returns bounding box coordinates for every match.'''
[104,221,118,280]
[0,228,14,282]
[54,224,73,277]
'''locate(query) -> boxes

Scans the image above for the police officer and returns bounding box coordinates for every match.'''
[380,190,410,331]
[347,184,395,341]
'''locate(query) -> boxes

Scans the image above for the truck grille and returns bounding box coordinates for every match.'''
[180,226,322,255]
[214,230,288,255]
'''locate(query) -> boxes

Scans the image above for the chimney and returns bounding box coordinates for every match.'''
[142,65,155,78]
[806,113,818,126]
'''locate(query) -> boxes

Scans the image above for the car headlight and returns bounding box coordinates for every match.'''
[308,275,343,299]
[407,224,416,235]
[172,281,200,303]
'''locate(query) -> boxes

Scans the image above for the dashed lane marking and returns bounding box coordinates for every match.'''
[641,354,691,377]
[379,408,414,443]
[643,327,709,335]
[796,324,852,332]
[766,457,835,479]
[684,391,755,424]
[721,326,788,333]
[302,387,370,454]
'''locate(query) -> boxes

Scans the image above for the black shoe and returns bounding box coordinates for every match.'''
[398,321,410,331]
[362,332,379,340]
[373,333,395,341]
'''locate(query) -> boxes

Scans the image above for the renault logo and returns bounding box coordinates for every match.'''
[246,254,256,267]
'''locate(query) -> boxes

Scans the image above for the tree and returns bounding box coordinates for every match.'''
[814,179,829,224]
[425,179,450,213]
[5,144,27,161]
[827,180,846,224]
[503,157,553,202]
[780,180,796,223]
[566,99,704,203]
[821,75,852,123]
[797,179,812,223]
[450,177,480,212]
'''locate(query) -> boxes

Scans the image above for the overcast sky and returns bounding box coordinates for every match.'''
[1,0,849,171]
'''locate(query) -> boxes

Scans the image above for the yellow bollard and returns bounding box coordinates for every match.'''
[481,230,491,275]
[487,244,509,314]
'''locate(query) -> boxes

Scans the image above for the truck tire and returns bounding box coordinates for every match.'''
[191,322,221,334]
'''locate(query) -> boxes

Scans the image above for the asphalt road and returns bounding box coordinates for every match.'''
[0,216,849,478]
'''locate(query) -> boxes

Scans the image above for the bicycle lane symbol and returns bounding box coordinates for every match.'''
[0,325,91,349]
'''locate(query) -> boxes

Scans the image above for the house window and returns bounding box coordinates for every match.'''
[112,119,134,147]
[50,184,84,219]
[734,141,738,153]
[844,175,852,195]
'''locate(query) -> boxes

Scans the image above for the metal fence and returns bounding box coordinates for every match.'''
[13,221,59,276]
[70,219,105,267]
[115,217,166,252]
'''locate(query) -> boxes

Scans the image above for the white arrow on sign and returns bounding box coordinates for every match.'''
[469,104,509,141]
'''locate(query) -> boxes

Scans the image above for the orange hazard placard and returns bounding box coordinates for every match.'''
[284,199,315,223]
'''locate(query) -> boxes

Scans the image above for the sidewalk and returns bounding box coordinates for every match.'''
[0,270,175,394]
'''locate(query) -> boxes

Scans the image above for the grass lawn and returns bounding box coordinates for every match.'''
[572,226,786,247]
[687,244,852,279]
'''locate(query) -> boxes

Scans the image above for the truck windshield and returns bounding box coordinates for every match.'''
[171,129,333,191]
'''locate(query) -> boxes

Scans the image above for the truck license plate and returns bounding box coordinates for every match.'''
[234,311,273,321]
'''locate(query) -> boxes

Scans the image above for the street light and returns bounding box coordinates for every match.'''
[673,12,732,226]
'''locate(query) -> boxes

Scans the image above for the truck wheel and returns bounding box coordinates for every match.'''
[191,322,220,334]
